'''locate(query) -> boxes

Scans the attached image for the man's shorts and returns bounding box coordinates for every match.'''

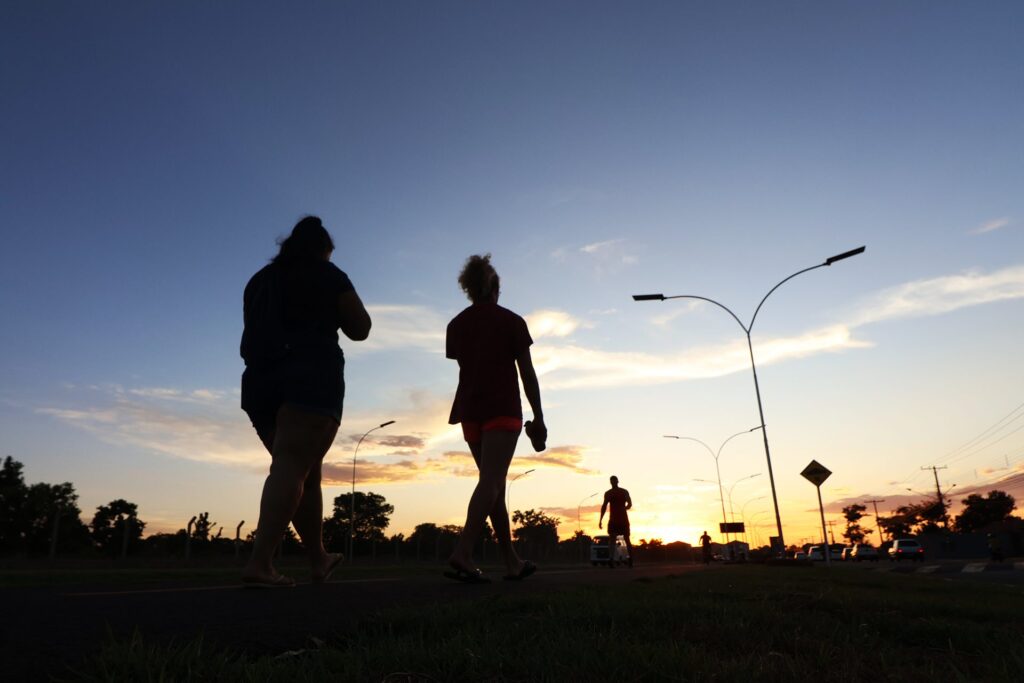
[461,416,523,446]
[607,520,630,537]
[241,355,345,436]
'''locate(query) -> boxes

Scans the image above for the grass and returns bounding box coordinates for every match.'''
[60,566,1024,682]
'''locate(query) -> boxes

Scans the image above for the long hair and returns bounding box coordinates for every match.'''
[458,253,500,303]
[272,216,334,265]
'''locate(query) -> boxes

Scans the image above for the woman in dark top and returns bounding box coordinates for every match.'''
[445,254,547,582]
[240,216,371,587]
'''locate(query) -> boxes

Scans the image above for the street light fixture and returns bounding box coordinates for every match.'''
[350,419,395,563]
[637,245,866,552]
[666,426,762,549]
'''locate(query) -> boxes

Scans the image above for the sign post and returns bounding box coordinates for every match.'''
[800,459,833,566]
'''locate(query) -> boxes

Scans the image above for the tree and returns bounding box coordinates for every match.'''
[0,456,28,553]
[878,505,917,539]
[954,490,1017,533]
[24,482,91,555]
[512,509,559,558]
[91,499,146,556]
[0,457,90,556]
[841,504,872,544]
[191,512,216,541]
[323,491,394,551]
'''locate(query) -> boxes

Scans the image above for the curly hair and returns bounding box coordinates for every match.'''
[273,215,335,265]
[458,253,500,303]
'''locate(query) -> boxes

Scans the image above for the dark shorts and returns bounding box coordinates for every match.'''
[241,355,345,435]
[607,520,630,537]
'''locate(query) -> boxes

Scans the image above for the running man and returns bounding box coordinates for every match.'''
[699,530,712,565]
[599,475,633,568]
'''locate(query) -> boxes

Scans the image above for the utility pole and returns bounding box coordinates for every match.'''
[826,519,836,545]
[864,499,886,546]
[922,466,949,527]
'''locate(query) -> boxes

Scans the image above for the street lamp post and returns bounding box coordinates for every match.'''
[727,473,762,524]
[666,426,762,552]
[636,245,865,553]
[350,420,395,563]
[577,492,600,532]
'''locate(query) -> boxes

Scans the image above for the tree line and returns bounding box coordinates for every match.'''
[0,456,584,561]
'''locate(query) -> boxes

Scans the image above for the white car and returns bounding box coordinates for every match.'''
[590,535,631,567]
[889,539,925,562]
[850,543,880,562]
[806,545,826,561]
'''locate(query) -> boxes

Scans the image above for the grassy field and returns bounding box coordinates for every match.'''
[60,566,1024,682]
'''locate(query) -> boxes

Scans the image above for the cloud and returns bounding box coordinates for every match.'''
[580,239,626,255]
[349,304,446,354]
[515,445,597,474]
[531,325,869,390]
[849,264,1024,326]
[524,309,587,339]
[350,434,426,449]
[968,217,1011,236]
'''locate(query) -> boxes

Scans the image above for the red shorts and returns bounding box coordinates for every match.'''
[461,416,523,445]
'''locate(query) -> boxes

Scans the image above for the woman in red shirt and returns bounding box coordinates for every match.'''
[445,254,547,582]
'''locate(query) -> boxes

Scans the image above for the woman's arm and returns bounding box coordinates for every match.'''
[337,290,372,341]
[516,347,544,426]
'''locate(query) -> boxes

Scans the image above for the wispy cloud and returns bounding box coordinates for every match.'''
[524,309,587,339]
[968,217,1011,236]
[849,264,1024,326]
[580,238,626,255]
[349,304,446,354]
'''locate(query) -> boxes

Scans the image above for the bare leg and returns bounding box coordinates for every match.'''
[243,404,338,582]
[488,491,524,576]
[449,430,520,574]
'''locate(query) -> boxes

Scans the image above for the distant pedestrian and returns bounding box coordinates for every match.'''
[240,216,371,588]
[700,530,712,565]
[599,476,633,567]
[445,254,546,583]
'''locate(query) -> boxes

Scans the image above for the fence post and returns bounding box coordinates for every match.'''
[120,517,131,560]
[48,507,62,561]
[185,515,196,561]
[234,520,245,560]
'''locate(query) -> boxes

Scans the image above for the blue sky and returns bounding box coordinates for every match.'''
[3,2,1023,544]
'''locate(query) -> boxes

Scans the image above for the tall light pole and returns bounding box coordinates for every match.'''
[727,473,762,524]
[665,426,762,550]
[507,468,536,513]
[636,245,866,553]
[740,496,767,545]
[577,492,600,532]
[350,420,395,563]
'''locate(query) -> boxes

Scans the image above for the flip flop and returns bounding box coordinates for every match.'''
[242,573,296,589]
[312,553,345,584]
[503,560,537,581]
[443,568,491,584]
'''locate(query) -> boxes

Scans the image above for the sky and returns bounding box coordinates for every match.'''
[2,1,1023,547]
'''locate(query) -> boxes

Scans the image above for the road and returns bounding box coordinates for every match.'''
[1,562,706,680]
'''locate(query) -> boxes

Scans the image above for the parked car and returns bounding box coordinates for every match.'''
[840,546,854,561]
[829,544,846,561]
[793,550,808,560]
[851,543,880,562]
[590,535,631,566]
[807,545,826,561]
[889,538,925,562]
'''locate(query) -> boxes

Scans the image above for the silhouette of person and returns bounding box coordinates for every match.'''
[445,254,546,583]
[240,216,371,587]
[599,476,633,568]
[700,530,713,565]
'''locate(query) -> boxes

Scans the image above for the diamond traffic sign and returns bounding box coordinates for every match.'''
[800,460,832,487]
